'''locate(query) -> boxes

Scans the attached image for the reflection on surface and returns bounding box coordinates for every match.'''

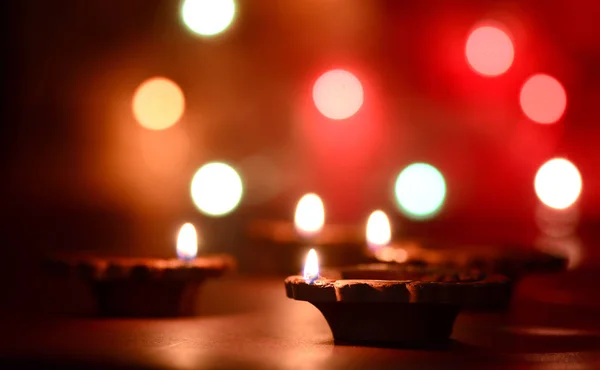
[535,235,583,270]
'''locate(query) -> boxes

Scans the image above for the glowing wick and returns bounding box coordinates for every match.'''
[303,248,319,284]
[177,223,198,261]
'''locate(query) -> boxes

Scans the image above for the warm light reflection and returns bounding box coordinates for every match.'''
[465,24,514,77]
[535,203,579,238]
[191,162,244,217]
[313,69,363,120]
[374,246,408,263]
[366,210,392,249]
[176,223,198,261]
[535,158,582,210]
[132,77,185,130]
[294,193,325,238]
[394,163,446,220]
[535,235,582,270]
[181,0,236,37]
[520,74,567,124]
[303,248,319,284]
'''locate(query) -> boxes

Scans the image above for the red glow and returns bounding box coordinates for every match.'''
[465,25,514,77]
[312,69,363,120]
[520,74,567,124]
[298,66,386,220]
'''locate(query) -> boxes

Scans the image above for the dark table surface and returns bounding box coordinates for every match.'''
[1,271,600,370]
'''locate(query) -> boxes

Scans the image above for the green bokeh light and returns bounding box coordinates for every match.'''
[394,163,446,220]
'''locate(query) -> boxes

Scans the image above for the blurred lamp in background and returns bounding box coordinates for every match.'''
[313,69,363,120]
[181,0,236,37]
[191,162,244,216]
[366,210,392,250]
[465,24,514,77]
[394,163,447,220]
[520,74,567,124]
[294,193,325,238]
[534,158,582,210]
[132,77,185,130]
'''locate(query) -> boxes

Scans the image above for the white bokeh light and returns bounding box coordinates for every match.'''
[181,0,236,37]
[312,69,364,120]
[191,162,243,216]
[535,158,582,210]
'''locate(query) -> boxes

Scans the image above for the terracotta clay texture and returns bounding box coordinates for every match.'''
[43,255,235,317]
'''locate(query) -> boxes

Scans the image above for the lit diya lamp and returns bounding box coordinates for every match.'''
[246,193,366,273]
[285,249,512,346]
[363,210,566,280]
[44,223,235,317]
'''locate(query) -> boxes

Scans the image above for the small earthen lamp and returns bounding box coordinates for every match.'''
[44,223,235,317]
[285,249,511,346]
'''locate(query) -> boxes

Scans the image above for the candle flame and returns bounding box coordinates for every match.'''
[177,223,198,261]
[366,210,392,249]
[294,193,325,238]
[303,248,319,284]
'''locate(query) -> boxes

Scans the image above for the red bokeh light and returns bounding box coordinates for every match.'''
[520,74,567,124]
[465,25,514,77]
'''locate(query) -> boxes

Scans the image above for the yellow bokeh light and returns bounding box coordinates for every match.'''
[181,0,236,37]
[294,193,325,238]
[191,162,244,217]
[132,77,185,130]
[534,158,582,210]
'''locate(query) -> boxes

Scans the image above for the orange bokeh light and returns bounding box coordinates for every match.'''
[312,69,363,120]
[132,77,185,130]
[520,74,567,124]
[465,25,514,77]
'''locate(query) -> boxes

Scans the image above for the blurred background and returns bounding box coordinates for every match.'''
[3,0,600,306]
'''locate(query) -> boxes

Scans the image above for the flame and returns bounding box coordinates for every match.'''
[303,248,319,284]
[177,223,198,261]
[294,193,325,238]
[366,210,392,249]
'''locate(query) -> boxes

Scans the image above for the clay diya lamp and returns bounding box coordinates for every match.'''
[43,223,235,317]
[285,249,511,346]
[369,240,567,280]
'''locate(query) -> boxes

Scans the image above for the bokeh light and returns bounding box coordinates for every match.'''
[294,193,325,238]
[312,69,363,120]
[132,77,185,130]
[181,0,236,37]
[465,25,514,76]
[366,210,392,249]
[534,158,582,210]
[394,163,447,220]
[191,162,244,216]
[520,74,567,124]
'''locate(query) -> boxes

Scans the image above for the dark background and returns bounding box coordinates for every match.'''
[3,0,600,311]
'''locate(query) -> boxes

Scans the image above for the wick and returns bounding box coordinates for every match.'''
[304,273,319,284]
[179,255,195,264]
